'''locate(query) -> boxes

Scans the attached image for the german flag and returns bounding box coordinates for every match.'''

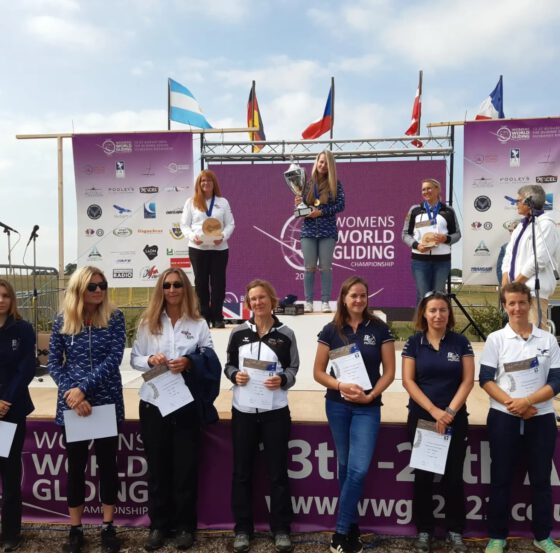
[247,81,266,153]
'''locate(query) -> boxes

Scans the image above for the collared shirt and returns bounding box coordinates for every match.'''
[479,323,560,416]
[402,331,473,420]
[318,318,394,407]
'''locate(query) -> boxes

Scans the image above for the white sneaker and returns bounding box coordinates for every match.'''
[304,302,314,313]
[322,302,331,313]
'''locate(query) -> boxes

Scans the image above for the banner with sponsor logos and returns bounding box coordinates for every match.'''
[22,419,559,535]
[73,133,194,286]
[463,118,560,285]
[210,160,446,309]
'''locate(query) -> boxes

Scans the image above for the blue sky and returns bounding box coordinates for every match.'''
[1,0,559,269]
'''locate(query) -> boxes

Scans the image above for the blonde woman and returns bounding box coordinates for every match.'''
[180,170,235,328]
[131,268,221,551]
[48,266,125,553]
[295,150,345,313]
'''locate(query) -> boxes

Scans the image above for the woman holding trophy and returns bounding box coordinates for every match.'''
[401,178,461,304]
[181,170,235,328]
[294,150,345,313]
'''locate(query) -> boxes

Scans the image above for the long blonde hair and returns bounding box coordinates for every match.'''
[61,266,115,335]
[140,268,200,335]
[306,150,338,205]
[192,170,222,212]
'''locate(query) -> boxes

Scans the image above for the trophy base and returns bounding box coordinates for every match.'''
[294,205,313,218]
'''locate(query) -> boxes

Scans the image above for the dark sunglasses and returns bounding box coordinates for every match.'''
[162,281,184,290]
[86,281,108,292]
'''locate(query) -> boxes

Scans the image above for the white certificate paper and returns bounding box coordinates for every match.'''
[329,343,372,390]
[139,364,194,417]
[409,419,452,475]
[498,356,544,398]
[63,404,118,443]
[238,358,279,410]
[0,421,17,457]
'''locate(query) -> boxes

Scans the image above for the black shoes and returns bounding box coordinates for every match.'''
[62,528,85,553]
[174,530,194,550]
[101,525,121,553]
[144,529,166,551]
[3,535,23,552]
[213,320,226,329]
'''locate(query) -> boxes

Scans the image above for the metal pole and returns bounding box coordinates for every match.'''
[57,136,65,307]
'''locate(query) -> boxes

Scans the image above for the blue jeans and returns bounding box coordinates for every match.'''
[301,237,336,302]
[326,399,381,535]
[411,258,451,304]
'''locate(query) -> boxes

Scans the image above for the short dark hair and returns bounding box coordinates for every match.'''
[414,291,455,332]
[500,281,532,304]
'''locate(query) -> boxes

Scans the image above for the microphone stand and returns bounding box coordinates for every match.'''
[29,227,47,375]
[3,227,14,274]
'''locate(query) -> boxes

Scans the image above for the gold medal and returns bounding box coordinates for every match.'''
[314,199,320,207]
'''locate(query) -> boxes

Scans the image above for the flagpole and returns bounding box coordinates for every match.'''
[167,78,171,131]
[251,80,256,154]
[417,70,423,134]
[329,76,335,145]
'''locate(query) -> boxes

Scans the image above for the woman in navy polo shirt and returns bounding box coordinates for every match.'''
[313,276,395,553]
[402,292,474,553]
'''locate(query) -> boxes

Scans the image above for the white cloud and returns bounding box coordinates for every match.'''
[174,0,251,22]
[131,60,155,77]
[21,0,80,12]
[25,15,109,50]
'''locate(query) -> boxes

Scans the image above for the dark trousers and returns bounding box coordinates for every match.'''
[231,406,292,535]
[487,409,557,541]
[407,413,468,534]
[189,247,229,324]
[139,401,200,533]
[64,433,119,508]
[0,420,26,539]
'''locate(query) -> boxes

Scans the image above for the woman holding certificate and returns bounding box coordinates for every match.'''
[313,276,395,553]
[401,292,474,553]
[0,279,35,552]
[48,266,125,553]
[180,170,235,329]
[224,279,299,553]
[401,178,461,304]
[479,282,560,553]
[297,149,345,313]
[130,268,221,551]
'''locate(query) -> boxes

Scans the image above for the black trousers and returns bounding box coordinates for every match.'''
[407,413,468,535]
[231,406,292,535]
[188,247,229,324]
[0,419,26,539]
[486,409,557,541]
[64,433,119,508]
[139,401,200,533]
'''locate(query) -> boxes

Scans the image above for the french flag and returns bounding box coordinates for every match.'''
[475,76,505,120]
[302,84,334,140]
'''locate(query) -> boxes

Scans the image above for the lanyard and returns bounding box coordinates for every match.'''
[205,195,216,217]
[423,201,441,225]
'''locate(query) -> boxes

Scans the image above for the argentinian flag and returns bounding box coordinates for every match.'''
[168,78,213,129]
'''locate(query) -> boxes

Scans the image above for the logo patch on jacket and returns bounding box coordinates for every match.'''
[447,352,460,362]
[363,334,376,346]
[181,330,194,339]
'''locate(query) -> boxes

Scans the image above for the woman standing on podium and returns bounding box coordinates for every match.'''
[296,150,345,314]
[48,266,125,553]
[313,276,395,553]
[0,279,35,552]
[180,170,235,329]
[402,291,474,553]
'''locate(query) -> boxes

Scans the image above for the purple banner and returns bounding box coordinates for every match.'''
[210,160,446,309]
[22,420,560,536]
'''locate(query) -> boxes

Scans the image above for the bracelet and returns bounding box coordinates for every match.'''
[445,406,457,417]
[337,382,341,391]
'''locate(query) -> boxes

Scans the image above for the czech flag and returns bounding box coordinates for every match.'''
[475,76,505,120]
[247,82,266,153]
[302,84,334,140]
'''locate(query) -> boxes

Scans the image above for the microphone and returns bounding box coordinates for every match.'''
[26,225,39,247]
[0,221,18,233]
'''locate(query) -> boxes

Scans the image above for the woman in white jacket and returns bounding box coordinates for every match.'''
[501,184,559,328]
[180,170,235,328]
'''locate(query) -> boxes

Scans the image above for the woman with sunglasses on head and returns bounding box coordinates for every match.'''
[0,279,35,552]
[402,292,474,553]
[224,279,299,553]
[401,178,461,304]
[313,276,395,553]
[180,170,235,328]
[48,266,126,553]
[131,268,221,551]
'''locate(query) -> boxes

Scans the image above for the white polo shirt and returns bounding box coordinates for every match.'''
[479,323,560,416]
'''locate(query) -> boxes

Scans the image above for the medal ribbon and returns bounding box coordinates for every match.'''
[423,201,441,225]
[205,195,216,217]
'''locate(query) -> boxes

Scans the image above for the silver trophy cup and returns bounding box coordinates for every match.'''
[284,161,313,218]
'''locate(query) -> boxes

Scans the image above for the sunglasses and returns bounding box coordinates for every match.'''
[162,281,184,290]
[423,290,447,299]
[86,282,108,292]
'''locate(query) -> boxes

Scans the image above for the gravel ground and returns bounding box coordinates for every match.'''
[10,525,545,552]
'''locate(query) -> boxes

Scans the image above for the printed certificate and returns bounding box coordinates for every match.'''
[0,421,17,457]
[329,343,372,390]
[63,404,118,443]
[409,419,452,475]
[498,356,544,398]
[238,358,279,410]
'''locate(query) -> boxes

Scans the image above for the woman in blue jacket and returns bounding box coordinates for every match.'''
[48,266,125,553]
[0,279,35,552]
